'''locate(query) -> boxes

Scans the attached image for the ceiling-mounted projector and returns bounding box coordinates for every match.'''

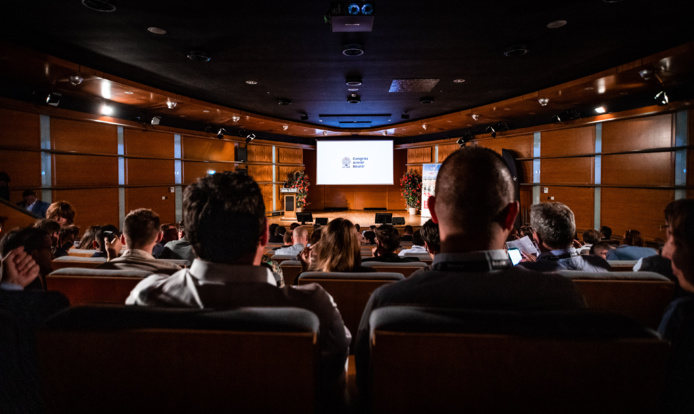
[329,2,375,32]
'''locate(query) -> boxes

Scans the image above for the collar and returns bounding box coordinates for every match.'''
[432,250,512,272]
[189,259,276,285]
[538,247,579,261]
[120,249,155,260]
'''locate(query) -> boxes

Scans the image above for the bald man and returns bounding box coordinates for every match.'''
[273,225,309,257]
[354,147,586,393]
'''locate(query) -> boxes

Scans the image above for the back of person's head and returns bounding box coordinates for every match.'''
[95,225,121,252]
[283,231,293,245]
[314,218,361,272]
[276,226,286,237]
[33,218,61,236]
[59,225,80,245]
[290,222,300,231]
[161,227,179,243]
[600,225,612,240]
[363,230,376,244]
[530,202,575,249]
[403,225,413,235]
[46,201,76,225]
[293,225,309,245]
[78,225,101,249]
[22,189,37,202]
[123,208,161,249]
[589,241,613,260]
[1,226,52,275]
[355,224,361,233]
[184,172,265,264]
[309,227,322,245]
[582,229,601,245]
[375,225,400,253]
[269,223,278,236]
[420,219,440,254]
[623,229,643,246]
[664,199,694,287]
[412,230,424,246]
[433,147,515,237]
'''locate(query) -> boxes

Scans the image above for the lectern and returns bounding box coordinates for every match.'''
[280,188,299,221]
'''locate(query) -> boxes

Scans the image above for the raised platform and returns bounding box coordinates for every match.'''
[267,210,430,228]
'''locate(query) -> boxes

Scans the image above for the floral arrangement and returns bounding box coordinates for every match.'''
[400,169,422,209]
[286,170,310,208]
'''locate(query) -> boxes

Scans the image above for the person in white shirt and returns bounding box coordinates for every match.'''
[398,230,427,257]
[274,225,309,257]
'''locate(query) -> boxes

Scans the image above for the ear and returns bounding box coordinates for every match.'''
[156,231,164,243]
[92,240,99,249]
[429,195,439,224]
[259,218,269,247]
[501,201,519,231]
[120,234,126,245]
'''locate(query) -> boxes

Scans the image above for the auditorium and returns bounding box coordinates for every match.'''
[1,0,694,413]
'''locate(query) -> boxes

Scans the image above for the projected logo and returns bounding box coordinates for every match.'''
[342,157,351,168]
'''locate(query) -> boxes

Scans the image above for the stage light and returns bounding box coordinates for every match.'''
[471,113,480,121]
[151,116,161,125]
[166,100,177,109]
[486,125,496,138]
[552,114,562,123]
[283,125,289,131]
[639,69,653,81]
[217,128,226,139]
[101,104,113,116]
[655,90,669,105]
[232,116,240,122]
[594,106,606,114]
[46,92,61,106]
[69,74,83,86]
[538,98,549,106]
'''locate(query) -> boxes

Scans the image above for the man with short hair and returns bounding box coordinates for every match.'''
[419,219,440,259]
[98,209,181,275]
[579,229,601,255]
[400,225,414,242]
[355,147,585,393]
[362,224,419,262]
[520,202,609,272]
[126,172,349,389]
[398,230,427,257]
[17,189,50,219]
[274,225,308,257]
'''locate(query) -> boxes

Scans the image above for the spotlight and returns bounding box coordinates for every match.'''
[323,131,328,136]
[46,92,62,106]
[278,98,292,105]
[232,116,240,122]
[655,91,669,105]
[69,74,83,86]
[552,114,562,123]
[471,113,480,121]
[538,98,549,106]
[422,124,428,130]
[594,106,606,114]
[101,104,113,116]
[282,125,289,131]
[166,100,177,109]
[347,93,361,104]
[246,133,256,140]
[456,137,465,147]
[217,128,227,139]
[486,125,496,138]
[300,112,309,121]
[150,116,161,125]
[639,69,653,81]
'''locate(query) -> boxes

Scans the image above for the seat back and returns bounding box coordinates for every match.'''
[46,268,151,305]
[369,306,669,414]
[361,261,428,277]
[298,272,404,349]
[67,248,98,257]
[560,270,674,329]
[280,260,303,285]
[52,256,106,269]
[271,254,298,264]
[607,259,639,271]
[37,306,319,414]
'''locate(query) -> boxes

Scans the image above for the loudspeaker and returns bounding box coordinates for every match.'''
[392,217,405,225]
[315,218,328,225]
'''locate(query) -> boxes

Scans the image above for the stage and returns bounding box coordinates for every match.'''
[266,210,431,229]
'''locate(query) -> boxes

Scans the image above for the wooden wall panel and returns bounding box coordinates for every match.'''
[437,144,458,162]
[407,147,432,164]
[602,114,673,152]
[0,150,41,191]
[354,186,388,209]
[540,187,594,231]
[601,189,674,241]
[602,153,674,186]
[389,187,405,211]
[182,162,234,184]
[53,188,119,233]
[51,118,118,154]
[541,127,595,156]
[407,165,423,177]
[519,160,533,184]
[541,158,593,184]
[182,136,234,161]
[304,183,324,211]
[248,165,273,183]
[126,159,174,186]
[324,186,354,209]
[278,166,303,184]
[125,187,176,225]
[0,108,40,149]
[259,184,274,212]
[247,145,273,162]
[278,147,303,164]
[476,134,534,159]
[124,129,174,158]
[518,187,533,225]
[53,155,118,187]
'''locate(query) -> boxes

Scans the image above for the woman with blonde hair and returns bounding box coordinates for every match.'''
[299,218,374,273]
[46,200,76,226]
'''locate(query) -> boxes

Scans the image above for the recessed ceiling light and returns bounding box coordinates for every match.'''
[100,104,113,116]
[595,106,607,114]
[147,27,167,35]
[346,77,362,86]
[471,114,480,121]
[282,125,289,131]
[453,79,466,84]
[81,0,116,12]
[546,20,567,29]
[246,80,258,85]
[187,51,211,62]
[202,110,210,113]
[538,98,549,106]
[503,44,529,57]
[123,91,134,95]
[584,86,595,91]
[504,108,511,111]
[232,116,240,122]
[166,100,176,109]
[348,88,359,92]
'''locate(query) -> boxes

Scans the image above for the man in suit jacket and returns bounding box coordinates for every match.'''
[16,190,49,219]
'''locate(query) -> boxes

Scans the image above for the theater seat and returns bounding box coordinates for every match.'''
[271,254,298,263]
[52,256,106,269]
[361,261,428,277]
[46,268,151,305]
[37,306,320,414]
[279,260,302,285]
[368,306,668,414]
[559,270,674,329]
[67,248,98,257]
[298,271,404,351]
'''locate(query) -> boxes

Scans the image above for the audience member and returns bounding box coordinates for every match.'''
[299,217,374,273]
[589,241,614,261]
[362,230,376,245]
[45,201,75,226]
[77,225,101,250]
[33,219,61,253]
[606,229,659,260]
[16,190,49,219]
[269,225,286,243]
[599,225,612,240]
[579,229,601,255]
[92,225,121,258]
[98,209,181,275]
[290,222,300,231]
[355,147,585,394]
[363,225,419,263]
[398,230,427,257]
[158,225,195,263]
[0,227,53,290]
[152,223,179,258]
[126,172,349,392]
[268,223,279,240]
[54,225,79,257]
[274,225,308,257]
[355,223,361,233]
[519,202,609,272]
[419,219,440,258]
[400,225,414,242]
[656,199,694,413]
[309,227,322,246]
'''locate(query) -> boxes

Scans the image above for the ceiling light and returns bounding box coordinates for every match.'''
[69,74,83,86]
[422,124,428,130]
[584,86,595,91]
[46,92,61,106]
[166,100,177,109]
[342,43,365,56]
[348,88,359,92]
[203,109,210,113]
[347,94,361,104]
[538,98,549,106]
[282,125,289,131]
[546,20,567,29]
[217,128,226,139]
[151,116,161,125]
[655,91,669,105]
[100,103,113,115]
[594,106,606,114]
[420,97,434,104]
[346,77,362,86]
[323,131,328,136]
[147,27,167,35]
[456,137,465,147]
[81,0,116,12]
[300,112,309,121]
[245,80,258,85]
[246,133,256,140]
[187,51,211,62]
[381,131,387,136]
[639,69,653,81]
[232,116,240,122]
[124,91,134,95]
[503,44,529,57]
[471,114,480,121]
[453,79,466,84]
[278,98,292,105]
[486,125,496,138]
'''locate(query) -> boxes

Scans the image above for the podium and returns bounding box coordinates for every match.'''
[280,188,299,221]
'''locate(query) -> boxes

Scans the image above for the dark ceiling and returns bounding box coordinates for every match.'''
[1,0,694,135]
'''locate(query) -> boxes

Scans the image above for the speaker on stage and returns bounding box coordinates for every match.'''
[392,217,405,225]
[315,218,328,225]
[375,213,392,225]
